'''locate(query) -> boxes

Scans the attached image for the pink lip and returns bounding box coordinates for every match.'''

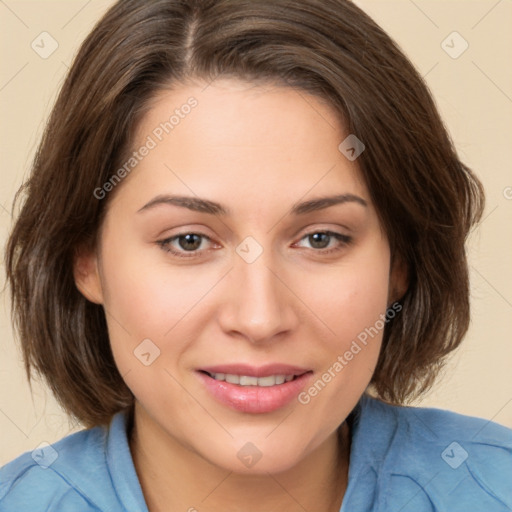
[197,364,313,414]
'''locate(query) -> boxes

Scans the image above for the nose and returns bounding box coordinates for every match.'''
[217,247,299,344]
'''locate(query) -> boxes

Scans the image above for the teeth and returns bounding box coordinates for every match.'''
[239,375,258,386]
[210,373,296,386]
[275,375,285,385]
[257,375,278,387]
[225,374,239,384]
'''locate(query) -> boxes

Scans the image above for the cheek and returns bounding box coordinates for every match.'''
[294,252,390,431]
[301,241,390,394]
[96,237,188,371]
[99,229,211,332]
[306,247,391,346]
[97,231,233,384]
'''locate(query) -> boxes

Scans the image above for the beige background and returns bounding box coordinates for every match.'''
[1,0,511,465]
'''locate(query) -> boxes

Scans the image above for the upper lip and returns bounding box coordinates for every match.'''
[199,364,311,378]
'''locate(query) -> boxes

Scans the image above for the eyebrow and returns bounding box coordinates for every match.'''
[136,193,367,216]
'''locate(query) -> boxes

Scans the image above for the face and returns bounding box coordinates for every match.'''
[75,78,405,474]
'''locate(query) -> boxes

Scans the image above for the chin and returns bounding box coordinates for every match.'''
[200,434,315,476]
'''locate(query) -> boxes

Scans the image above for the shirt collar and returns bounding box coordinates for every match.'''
[106,409,149,512]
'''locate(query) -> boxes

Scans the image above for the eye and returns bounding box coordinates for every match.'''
[157,232,215,258]
[158,229,353,259]
[294,231,352,254]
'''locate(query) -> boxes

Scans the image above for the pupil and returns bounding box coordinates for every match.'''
[310,232,330,249]
[179,234,201,251]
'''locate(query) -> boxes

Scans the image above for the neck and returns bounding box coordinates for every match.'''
[129,404,351,512]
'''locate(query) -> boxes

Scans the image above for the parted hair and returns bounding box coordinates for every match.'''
[5,0,484,427]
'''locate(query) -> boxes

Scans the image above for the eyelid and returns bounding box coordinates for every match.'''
[293,222,354,237]
[157,231,218,258]
[292,230,353,251]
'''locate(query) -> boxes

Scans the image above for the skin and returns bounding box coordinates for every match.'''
[74,78,407,512]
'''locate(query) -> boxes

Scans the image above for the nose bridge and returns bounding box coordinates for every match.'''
[219,239,296,342]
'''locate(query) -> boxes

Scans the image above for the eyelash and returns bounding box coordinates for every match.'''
[157,230,353,259]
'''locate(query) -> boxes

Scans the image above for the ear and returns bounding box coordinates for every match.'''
[388,253,409,305]
[73,244,104,305]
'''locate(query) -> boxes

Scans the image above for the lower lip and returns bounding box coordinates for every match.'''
[197,371,313,414]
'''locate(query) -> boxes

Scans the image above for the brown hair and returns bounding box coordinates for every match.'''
[5,0,484,427]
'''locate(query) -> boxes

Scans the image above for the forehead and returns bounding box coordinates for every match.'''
[112,78,369,214]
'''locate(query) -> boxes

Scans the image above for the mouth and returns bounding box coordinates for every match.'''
[199,371,302,387]
[197,364,313,413]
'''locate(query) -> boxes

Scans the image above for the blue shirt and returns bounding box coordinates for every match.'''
[1,394,511,511]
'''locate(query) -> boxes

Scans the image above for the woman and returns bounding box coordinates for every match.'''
[1,0,511,511]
